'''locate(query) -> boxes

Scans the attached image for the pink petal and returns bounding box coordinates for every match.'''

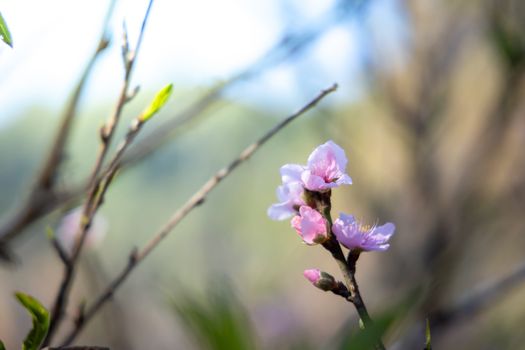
[268,202,295,221]
[280,164,304,184]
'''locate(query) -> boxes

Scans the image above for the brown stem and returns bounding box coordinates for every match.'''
[314,191,386,350]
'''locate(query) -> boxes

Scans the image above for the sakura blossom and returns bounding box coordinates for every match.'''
[332,213,395,252]
[301,140,352,192]
[268,141,352,220]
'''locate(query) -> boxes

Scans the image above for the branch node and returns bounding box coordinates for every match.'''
[126,85,140,103]
[129,247,139,264]
[97,37,111,53]
[99,125,110,143]
[75,301,86,327]
[52,238,71,266]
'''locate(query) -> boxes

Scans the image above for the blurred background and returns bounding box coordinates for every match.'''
[1,0,525,349]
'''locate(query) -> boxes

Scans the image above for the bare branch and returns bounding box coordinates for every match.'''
[51,238,70,267]
[431,260,525,329]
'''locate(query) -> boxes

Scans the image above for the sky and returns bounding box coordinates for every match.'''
[0,0,407,128]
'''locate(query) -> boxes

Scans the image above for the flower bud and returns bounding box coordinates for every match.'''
[303,269,337,291]
[291,206,329,245]
[56,207,108,253]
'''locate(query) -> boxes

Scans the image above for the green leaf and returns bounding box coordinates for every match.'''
[491,16,525,69]
[0,12,13,47]
[425,318,432,350]
[15,292,50,350]
[0,339,6,350]
[46,226,55,240]
[140,83,173,122]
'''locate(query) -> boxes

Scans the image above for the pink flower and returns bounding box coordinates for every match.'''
[267,164,305,220]
[301,140,352,192]
[332,213,395,251]
[291,206,328,245]
[56,207,108,253]
[303,269,337,291]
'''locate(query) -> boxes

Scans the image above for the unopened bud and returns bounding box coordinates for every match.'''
[56,207,108,253]
[303,269,337,291]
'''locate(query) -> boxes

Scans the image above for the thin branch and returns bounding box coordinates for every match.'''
[60,83,338,346]
[391,260,525,350]
[430,260,525,329]
[44,1,155,345]
[91,117,151,213]
[51,238,70,266]
[313,191,386,350]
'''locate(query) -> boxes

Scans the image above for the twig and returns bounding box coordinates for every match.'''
[51,238,70,266]
[391,260,525,350]
[60,83,338,345]
[44,1,155,345]
[431,260,525,329]
[313,191,386,350]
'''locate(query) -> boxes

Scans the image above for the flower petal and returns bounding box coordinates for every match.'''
[325,140,348,173]
[267,202,295,221]
[301,170,329,191]
[335,173,353,186]
[280,164,304,184]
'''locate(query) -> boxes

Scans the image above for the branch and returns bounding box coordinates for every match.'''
[430,260,525,329]
[391,260,525,350]
[60,83,338,346]
[44,1,155,345]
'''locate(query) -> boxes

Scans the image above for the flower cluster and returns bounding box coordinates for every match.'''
[268,140,396,295]
[268,140,395,253]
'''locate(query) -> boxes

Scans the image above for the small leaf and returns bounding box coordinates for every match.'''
[425,318,432,350]
[0,12,13,47]
[15,292,50,350]
[0,339,6,350]
[46,226,55,240]
[140,83,173,122]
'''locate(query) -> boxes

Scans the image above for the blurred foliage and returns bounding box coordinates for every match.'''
[169,280,258,350]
